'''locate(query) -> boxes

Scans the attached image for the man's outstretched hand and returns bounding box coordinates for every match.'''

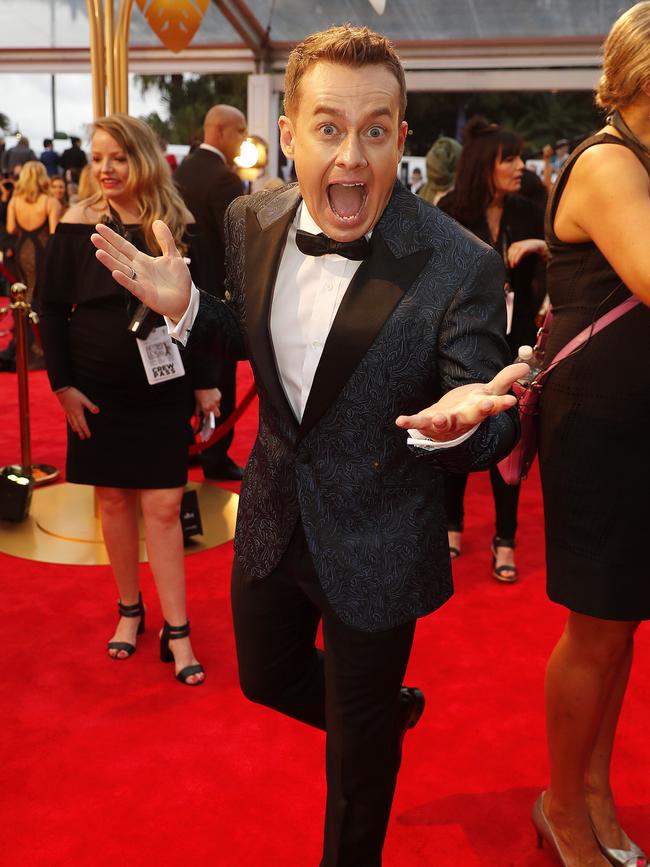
[395,362,529,443]
[91,220,191,323]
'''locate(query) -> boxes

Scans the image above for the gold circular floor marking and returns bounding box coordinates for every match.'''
[0,481,238,565]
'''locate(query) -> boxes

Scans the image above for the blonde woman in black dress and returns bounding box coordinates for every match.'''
[5,160,61,368]
[38,115,221,686]
[533,4,650,864]
[6,160,61,297]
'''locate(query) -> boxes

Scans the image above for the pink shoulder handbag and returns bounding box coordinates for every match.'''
[497,294,640,485]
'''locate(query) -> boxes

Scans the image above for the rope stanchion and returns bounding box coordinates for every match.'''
[0,282,60,487]
[189,383,258,455]
[0,263,19,339]
[1,264,18,345]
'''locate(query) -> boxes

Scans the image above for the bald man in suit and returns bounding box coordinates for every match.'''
[174,105,247,479]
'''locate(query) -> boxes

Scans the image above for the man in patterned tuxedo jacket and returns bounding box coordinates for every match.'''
[92,25,525,867]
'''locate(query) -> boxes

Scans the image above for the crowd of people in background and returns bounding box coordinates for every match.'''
[1,135,91,316]
[0,122,581,304]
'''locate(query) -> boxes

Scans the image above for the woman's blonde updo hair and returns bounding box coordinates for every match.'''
[596,1,650,112]
[14,160,50,203]
[86,113,190,254]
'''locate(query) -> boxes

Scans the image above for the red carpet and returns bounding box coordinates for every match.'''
[1,367,648,866]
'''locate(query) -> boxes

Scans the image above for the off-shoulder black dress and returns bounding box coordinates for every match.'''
[36,223,217,489]
[539,133,650,620]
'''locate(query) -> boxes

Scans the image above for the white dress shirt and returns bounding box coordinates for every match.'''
[198,142,226,162]
[270,204,363,420]
[167,202,477,448]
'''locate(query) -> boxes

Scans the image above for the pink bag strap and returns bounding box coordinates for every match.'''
[534,295,641,386]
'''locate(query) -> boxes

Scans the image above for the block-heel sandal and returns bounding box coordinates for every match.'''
[160,620,205,686]
[107,592,145,659]
[491,536,518,583]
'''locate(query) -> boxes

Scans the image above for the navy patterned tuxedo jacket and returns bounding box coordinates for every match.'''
[192,181,518,631]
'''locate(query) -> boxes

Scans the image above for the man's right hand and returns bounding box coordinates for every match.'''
[91,220,191,323]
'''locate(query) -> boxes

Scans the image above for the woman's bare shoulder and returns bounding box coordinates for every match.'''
[571,137,648,185]
[60,200,105,225]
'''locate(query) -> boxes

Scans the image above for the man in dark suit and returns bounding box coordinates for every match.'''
[1,136,37,174]
[93,25,525,866]
[60,136,87,187]
[40,139,60,177]
[174,105,247,480]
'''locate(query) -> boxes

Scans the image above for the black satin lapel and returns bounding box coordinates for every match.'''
[244,206,299,427]
[298,233,431,440]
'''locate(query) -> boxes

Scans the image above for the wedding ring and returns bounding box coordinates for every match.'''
[130,267,137,281]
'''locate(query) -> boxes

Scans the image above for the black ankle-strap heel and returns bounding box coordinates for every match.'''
[159,620,205,686]
[107,592,145,659]
[491,536,518,583]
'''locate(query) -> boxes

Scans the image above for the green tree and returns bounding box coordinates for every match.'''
[136,73,247,145]
[0,112,12,134]
[497,92,604,152]
[405,90,604,157]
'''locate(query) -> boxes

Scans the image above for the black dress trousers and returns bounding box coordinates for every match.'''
[231,519,416,867]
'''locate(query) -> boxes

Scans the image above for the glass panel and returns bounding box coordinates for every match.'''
[245,0,638,42]
[0,0,641,49]
[0,0,239,48]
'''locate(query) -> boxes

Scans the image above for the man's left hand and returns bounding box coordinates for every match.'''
[395,362,528,443]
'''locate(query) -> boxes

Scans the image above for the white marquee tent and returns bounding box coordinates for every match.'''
[0,0,640,174]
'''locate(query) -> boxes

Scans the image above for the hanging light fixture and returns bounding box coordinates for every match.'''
[234,135,269,181]
[135,0,210,53]
[367,0,386,13]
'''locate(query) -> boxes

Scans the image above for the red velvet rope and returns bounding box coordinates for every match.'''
[0,262,18,285]
[189,383,258,454]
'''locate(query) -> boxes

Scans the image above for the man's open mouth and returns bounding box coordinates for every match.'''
[327,182,368,222]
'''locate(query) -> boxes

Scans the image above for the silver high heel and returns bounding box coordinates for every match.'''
[592,827,648,867]
[532,792,569,866]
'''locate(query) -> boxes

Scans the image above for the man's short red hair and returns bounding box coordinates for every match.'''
[283,25,407,120]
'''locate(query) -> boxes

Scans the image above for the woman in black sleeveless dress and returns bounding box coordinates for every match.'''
[37,115,221,686]
[532,5,650,865]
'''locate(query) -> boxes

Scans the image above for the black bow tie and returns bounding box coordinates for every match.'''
[295,229,370,260]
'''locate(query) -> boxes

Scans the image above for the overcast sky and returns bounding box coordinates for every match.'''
[1,72,165,149]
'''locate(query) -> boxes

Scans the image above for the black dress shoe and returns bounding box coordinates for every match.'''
[399,687,425,742]
[202,455,243,481]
